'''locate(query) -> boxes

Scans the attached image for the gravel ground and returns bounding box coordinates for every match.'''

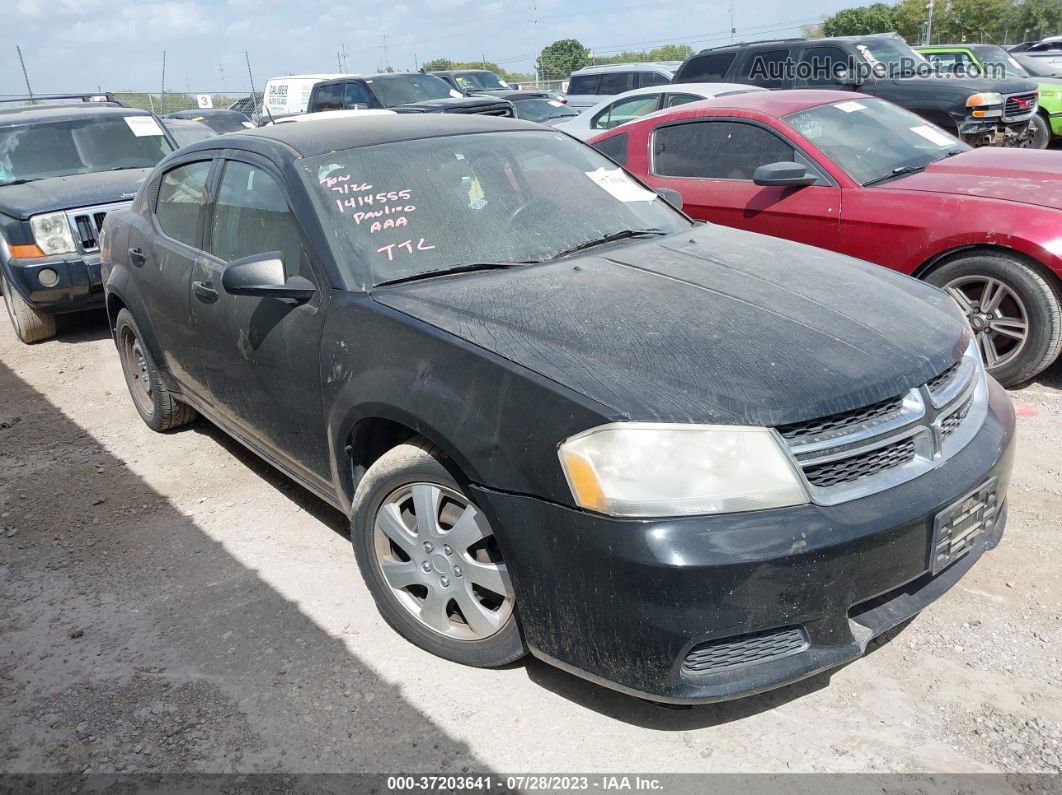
[0,310,1060,778]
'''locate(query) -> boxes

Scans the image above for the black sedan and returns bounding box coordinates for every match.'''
[165,109,254,133]
[100,115,1014,704]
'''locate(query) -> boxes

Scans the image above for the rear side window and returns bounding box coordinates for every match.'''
[740,48,792,88]
[653,121,794,179]
[591,133,629,166]
[209,161,307,278]
[313,84,343,111]
[155,161,211,247]
[638,71,671,88]
[797,46,859,86]
[679,52,737,82]
[566,75,600,95]
[598,72,638,95]
[664,92,703,108]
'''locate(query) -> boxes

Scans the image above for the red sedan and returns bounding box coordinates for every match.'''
[588,90,1062,386]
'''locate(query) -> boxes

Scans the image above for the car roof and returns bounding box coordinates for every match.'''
[266,73,353,82]
[693,33,906,54]
[649,89,872,118]
[222,113,545,158]
[571,61,682,75]
[0,103,152,125]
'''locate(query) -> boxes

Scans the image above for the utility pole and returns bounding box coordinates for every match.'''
[729,0,735,43]
[218,63,226,88]
[160,50,166,99]
[922,0,934,46]
[381,34,391,71]
[16,45,32,100]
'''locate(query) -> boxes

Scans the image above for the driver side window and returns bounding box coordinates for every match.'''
[653,121,796,180]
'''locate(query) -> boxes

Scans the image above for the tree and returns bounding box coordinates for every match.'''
[822,3,897,37]
[536,39,590,80]
[647,44,694,61]
[422,58,453,71]
[1015,0,1062,41]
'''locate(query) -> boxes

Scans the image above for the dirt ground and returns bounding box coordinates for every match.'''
[0,309,1060,778]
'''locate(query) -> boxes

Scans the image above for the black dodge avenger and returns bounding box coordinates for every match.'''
[100,115,1014,704]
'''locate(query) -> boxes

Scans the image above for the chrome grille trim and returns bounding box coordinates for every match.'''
[64,201,131,254]
[1002,91,1038,122]
[776,353,986,506]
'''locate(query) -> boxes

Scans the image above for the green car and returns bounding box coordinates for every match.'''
[917,43,1062,149]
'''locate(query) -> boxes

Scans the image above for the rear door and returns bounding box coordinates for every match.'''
[645,118,841,249]
[188,151,332,480]
[132,156,215,387]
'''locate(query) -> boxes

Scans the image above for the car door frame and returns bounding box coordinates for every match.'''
[187,146,336,493]
[587,92,665,135]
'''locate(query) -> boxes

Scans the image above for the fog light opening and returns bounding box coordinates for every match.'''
[37,268,59,287]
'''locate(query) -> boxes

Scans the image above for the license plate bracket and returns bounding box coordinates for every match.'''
[931,478,997,575]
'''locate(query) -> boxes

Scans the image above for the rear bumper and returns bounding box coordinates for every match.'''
[474,378,1015,703]
[3,253,105,314]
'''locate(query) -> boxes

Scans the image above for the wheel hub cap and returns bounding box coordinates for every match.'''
[944,276,1029,371]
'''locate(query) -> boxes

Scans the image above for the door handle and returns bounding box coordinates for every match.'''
[192,280,218,303]
[128,247,146,267]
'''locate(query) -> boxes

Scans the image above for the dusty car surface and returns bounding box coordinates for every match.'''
[1,99,176,342]
[161,118,219,148]
[591,90,1062,386]
[101,115,1014,704]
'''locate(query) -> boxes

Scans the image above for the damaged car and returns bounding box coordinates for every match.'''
[1,96,176,343]
[101,115,1014,704]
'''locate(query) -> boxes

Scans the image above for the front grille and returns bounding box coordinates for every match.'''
[1005,92,1037,116]
[941,396,972,440]
[777,393,904,444]
[66,202,130,253]
[803,436,917,488]
[683,627,808,675]
[926,361,959,397]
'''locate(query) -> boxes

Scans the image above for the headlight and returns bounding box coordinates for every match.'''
[557,423,809,517]
[29,212,76,256]
[966,92,1003,107]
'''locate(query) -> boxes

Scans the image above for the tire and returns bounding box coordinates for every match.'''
[1,270,56,343]
[350,438,527,668]
[114,308,197,432]
[925,252,1062,386]
[1028,113,1051,150]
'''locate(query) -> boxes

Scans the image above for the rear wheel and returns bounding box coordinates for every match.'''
[925,252,1062,386]
[350,438,526,667]
[114,308,196,432]
[1,270,56,343]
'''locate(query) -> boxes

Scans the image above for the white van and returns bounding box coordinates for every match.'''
[262,74,353,120]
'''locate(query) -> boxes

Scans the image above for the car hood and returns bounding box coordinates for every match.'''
[888,75,1039,94]
[372,224,966,426]
[390,97,512,114]
[885,148,1062,209]
[0,169,151,219]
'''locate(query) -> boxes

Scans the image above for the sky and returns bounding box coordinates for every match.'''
[5,0,855,96]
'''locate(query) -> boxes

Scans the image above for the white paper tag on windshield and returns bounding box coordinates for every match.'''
[835,100,865,113]
[449,90,463,98]
[548,100,564,107]
[124,116,164,136]
[584,167,657,203]
[910,124,953,146]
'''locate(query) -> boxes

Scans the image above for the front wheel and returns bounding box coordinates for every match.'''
[925,252,1062,386]
[350,439,526,667]
[1027,113,1051,150]
[2,270,56,343]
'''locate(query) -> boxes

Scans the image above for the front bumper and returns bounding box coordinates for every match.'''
[473,378,1015,703]
[957,114,1033,146]
[3,253,105,314]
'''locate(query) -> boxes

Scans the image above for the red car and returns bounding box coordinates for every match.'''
[589,90,1062,386]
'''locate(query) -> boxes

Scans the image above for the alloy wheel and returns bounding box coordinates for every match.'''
[944,275,1029,370]
[372,482,514,641]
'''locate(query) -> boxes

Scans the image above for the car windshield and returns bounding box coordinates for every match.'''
[454,72,510,91]
[784,97,969,185]
[512,98,578,122]
[300,130,689,286]
[165,122,218,148]
[854,38,928,76]
[365,74,460,106]
[1014,54,1059,77]
[977,47,1031,78]
[0,115,174,186]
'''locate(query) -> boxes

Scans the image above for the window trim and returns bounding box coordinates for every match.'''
[200,150,323,290]
[648,116,837,187]
[590,93,663,131]
[150,155,218,251]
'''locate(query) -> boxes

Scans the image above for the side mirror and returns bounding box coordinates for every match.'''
[834,68,862,87]
[221,252,316,302]
[753,162,818,187]
[655,187,684,210]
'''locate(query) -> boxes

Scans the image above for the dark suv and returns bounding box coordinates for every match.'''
[101,115,1013,705]
[1,96,176,342]
[673,34,1040,146]
[306,73,513,117]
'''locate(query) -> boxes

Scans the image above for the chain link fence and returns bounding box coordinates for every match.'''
[111,91,261,117]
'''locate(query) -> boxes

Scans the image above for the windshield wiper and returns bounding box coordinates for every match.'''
[374,261,533,287]
[548,229,667,260]
[863,165,927,187]
[0,178,38,186]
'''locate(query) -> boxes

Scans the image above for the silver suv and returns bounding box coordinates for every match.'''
[564,62,681,110]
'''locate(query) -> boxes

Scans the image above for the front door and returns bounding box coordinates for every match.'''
[188,153,332,481]
[646,118,842,250]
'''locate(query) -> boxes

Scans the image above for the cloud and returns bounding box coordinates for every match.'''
[69,2,212,43]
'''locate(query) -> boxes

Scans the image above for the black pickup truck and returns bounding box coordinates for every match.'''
[1,96,176,343]
[673,34,1040,146]
[306,73,514,117]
